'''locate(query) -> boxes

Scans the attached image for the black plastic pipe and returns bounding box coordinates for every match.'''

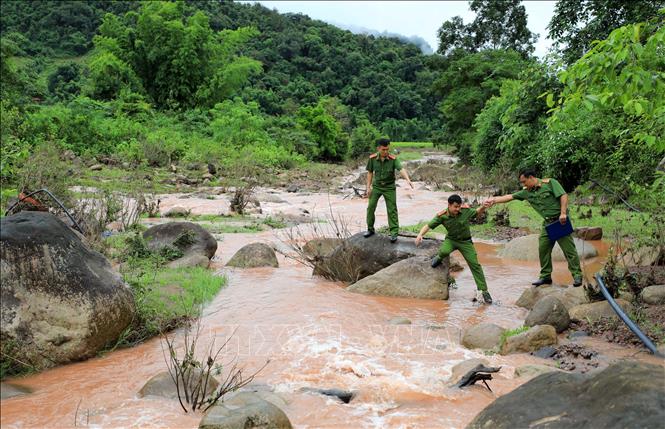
[595,273,664,358]
[4,188,83,234]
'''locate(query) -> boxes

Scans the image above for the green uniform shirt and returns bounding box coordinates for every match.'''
[512,178,566,220]
[427,207,477,241]
[366,154,402,189]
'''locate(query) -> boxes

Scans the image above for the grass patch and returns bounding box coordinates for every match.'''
[201,221,264,234]
[499,326,529,347]
[391,141,433,148]
[0,188,18,216]
[76,166,173,193]
[1,338,36,380]
[396,151,424,161]
[115,260,226,347]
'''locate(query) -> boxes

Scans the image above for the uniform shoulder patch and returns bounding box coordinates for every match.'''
[541,178,550,183]
[436,209,447,217]
[369,153,377,159]
[388,154,396,160]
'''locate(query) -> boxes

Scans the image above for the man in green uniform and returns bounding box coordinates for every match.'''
[487,168,583,287]
[415,194,493,304]
[364,138,413,242]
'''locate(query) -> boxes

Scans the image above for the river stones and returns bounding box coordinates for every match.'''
[226,243,278,268]
[468,360,665,429]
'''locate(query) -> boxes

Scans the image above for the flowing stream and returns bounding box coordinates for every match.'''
[2,156,660,428]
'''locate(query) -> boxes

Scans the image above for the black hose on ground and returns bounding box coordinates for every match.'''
[4,188,83,234]
[595,273,664,358]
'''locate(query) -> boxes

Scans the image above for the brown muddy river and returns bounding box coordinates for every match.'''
[2,166,661,428]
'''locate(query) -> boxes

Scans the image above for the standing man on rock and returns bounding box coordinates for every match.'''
[486,168,583,287]
[364,138,413,243]
[415,194,493,304]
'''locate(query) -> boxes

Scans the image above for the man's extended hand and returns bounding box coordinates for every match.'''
[483,199,493,208]
[559,213,568,224]
[365,187,372,199]
[415,235,423,246]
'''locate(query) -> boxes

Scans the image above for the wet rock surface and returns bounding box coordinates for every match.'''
[462,323,506,350]
[468,360,664,429]
[226,242,279,268]
[346,256,449,299]
[199,392,292,429]
[525,296,571,333]
[314,233,440,282]
[143,221,217,268]
[0,212,135,370]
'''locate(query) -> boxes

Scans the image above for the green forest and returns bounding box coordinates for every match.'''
[1,0,663,207]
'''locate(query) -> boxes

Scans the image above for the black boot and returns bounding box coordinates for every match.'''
[531,277,552,286]
[363,230,375,238]
[431,256,442,268]
[573,276,583,287]
[390,235,398,243]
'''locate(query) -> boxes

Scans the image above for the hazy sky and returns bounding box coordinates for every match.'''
[246,1,557,57]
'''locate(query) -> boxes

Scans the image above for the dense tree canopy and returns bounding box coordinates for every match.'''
[548,0,664,64]
[437,0,537,57]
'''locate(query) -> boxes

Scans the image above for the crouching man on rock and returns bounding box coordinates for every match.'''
[415,194,493,304]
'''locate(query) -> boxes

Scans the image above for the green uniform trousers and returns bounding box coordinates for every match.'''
[538,227,582,279]
[366,187,399,235]
[438,238,488,291]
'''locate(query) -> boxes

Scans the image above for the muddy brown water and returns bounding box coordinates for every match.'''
[2,175,662,429]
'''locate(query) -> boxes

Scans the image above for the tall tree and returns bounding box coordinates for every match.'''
[548,0,664,64]
[437,0,537,57]
[89,2,261,109]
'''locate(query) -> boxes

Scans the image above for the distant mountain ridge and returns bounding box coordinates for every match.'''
[331,22,434,54]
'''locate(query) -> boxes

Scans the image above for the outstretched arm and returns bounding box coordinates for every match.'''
[415,224,430,246]
[487,194,514,206]
[400,168,414,189]
[365,172,373,198]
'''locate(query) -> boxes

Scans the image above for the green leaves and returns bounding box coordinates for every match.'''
[88,3,261,110]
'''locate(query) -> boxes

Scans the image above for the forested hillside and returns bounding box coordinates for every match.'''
[1,0,663,207]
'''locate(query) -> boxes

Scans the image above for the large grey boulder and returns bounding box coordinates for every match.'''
[468,360,665,429]
[500,325,557,355]
[498,234,597,261]
[516,284,588,311]
[641,285,665,305]
[569,299,633,322]
[346,256,449,299]
[226,243,278,268]
[143,222,217,268]
[525,296,571,333]
[462,323,506,350]
[315,233,441,282]
[0,212,135,370]
[200,392,292,429]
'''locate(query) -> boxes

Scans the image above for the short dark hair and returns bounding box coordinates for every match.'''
[519,168,537,179]
[448,194,462,205]
[376,138,390,147]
